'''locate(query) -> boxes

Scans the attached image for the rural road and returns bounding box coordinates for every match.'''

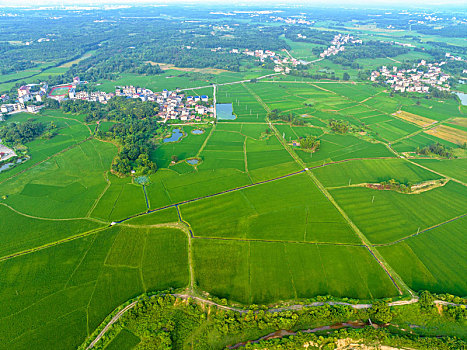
[85,293,465,349]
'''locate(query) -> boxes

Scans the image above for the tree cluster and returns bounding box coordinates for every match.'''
[0,119,57,145]
[416,143,454,158]
[329,119,350,134]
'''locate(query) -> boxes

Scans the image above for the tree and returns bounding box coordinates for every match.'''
[370,301,393,324]
[419,290,435,311]
[343,72,350,81]
[300,135,320,152]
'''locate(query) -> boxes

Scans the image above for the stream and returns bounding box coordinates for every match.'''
[228,320,368,349]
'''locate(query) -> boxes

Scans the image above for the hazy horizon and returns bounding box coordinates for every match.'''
[0,0,466,9]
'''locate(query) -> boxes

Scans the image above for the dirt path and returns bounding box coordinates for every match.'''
[84,292,465,349]
[86,301,138,350]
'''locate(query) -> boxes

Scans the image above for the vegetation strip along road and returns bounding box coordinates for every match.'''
[85,292,466,349]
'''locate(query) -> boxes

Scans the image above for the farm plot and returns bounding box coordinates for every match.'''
[0,139,116,219]
[412,158,467,183]
[378,216,467,296]
[424,124,467,146]
[0,113,91,182]
[295,133,394,166]
[392,132,458,153]
[180,172,357,244]
[330,181,467,244]
[246,136,300,182]
[151,125,212,169]
[275,124,324,142]
[0,226,188,350]
[90,175,147,222]
[401,99,463,122]
[123,207,179,226]
[369,117,421,142]
[0,205,103,258]
[148,168,251,207]
[392,110,437,128]
[313,82,383,102]
[313,158,441,188]
[217,84,267,123]
[198,129,246,171]
[361,94,399,114]
[193,239,399,304]
[250,82,340,115]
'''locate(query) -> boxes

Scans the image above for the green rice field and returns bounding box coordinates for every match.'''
[0,78,465,350]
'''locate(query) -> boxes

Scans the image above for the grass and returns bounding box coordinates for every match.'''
[151,125,212,169]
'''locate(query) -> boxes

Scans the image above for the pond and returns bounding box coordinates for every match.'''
[192,129,205,135]
[216,103,236,120]
[186,158,199,165]
[456,92,467,106]
[0,158,25,173]
[163,128,183,143]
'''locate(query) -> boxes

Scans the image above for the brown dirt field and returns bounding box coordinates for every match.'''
[424,124,467,145]
[447,117,467,128]
[392,110,436,128]
[145,61,228,74]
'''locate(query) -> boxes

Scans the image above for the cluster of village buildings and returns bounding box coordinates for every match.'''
[270,16,314,25]
[115,87,214,121]
[371,59,452,93]
[0,83,47,115]
[320,34,362,58]
[0,76,214,122]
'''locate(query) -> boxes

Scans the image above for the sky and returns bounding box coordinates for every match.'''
[0,0,466,7]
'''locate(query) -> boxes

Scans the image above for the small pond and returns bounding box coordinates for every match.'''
[192,129,205,135]
[456,92,467,106]
[163,128,183,143]
[0,158,25,173]
[216,103,236,120]
[186,158,199,165]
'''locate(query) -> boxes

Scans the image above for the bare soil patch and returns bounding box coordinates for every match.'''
[424,124,467,145]
[392,110,436,128]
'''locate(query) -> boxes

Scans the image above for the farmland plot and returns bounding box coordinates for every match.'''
[0,226,188,350]
[330,181,467,244]
[193,239,399,304]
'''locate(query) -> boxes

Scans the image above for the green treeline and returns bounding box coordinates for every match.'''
[47,97,161,175]
[0,119,57,145]
[416,143,454,158]
[84,291,466,350]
